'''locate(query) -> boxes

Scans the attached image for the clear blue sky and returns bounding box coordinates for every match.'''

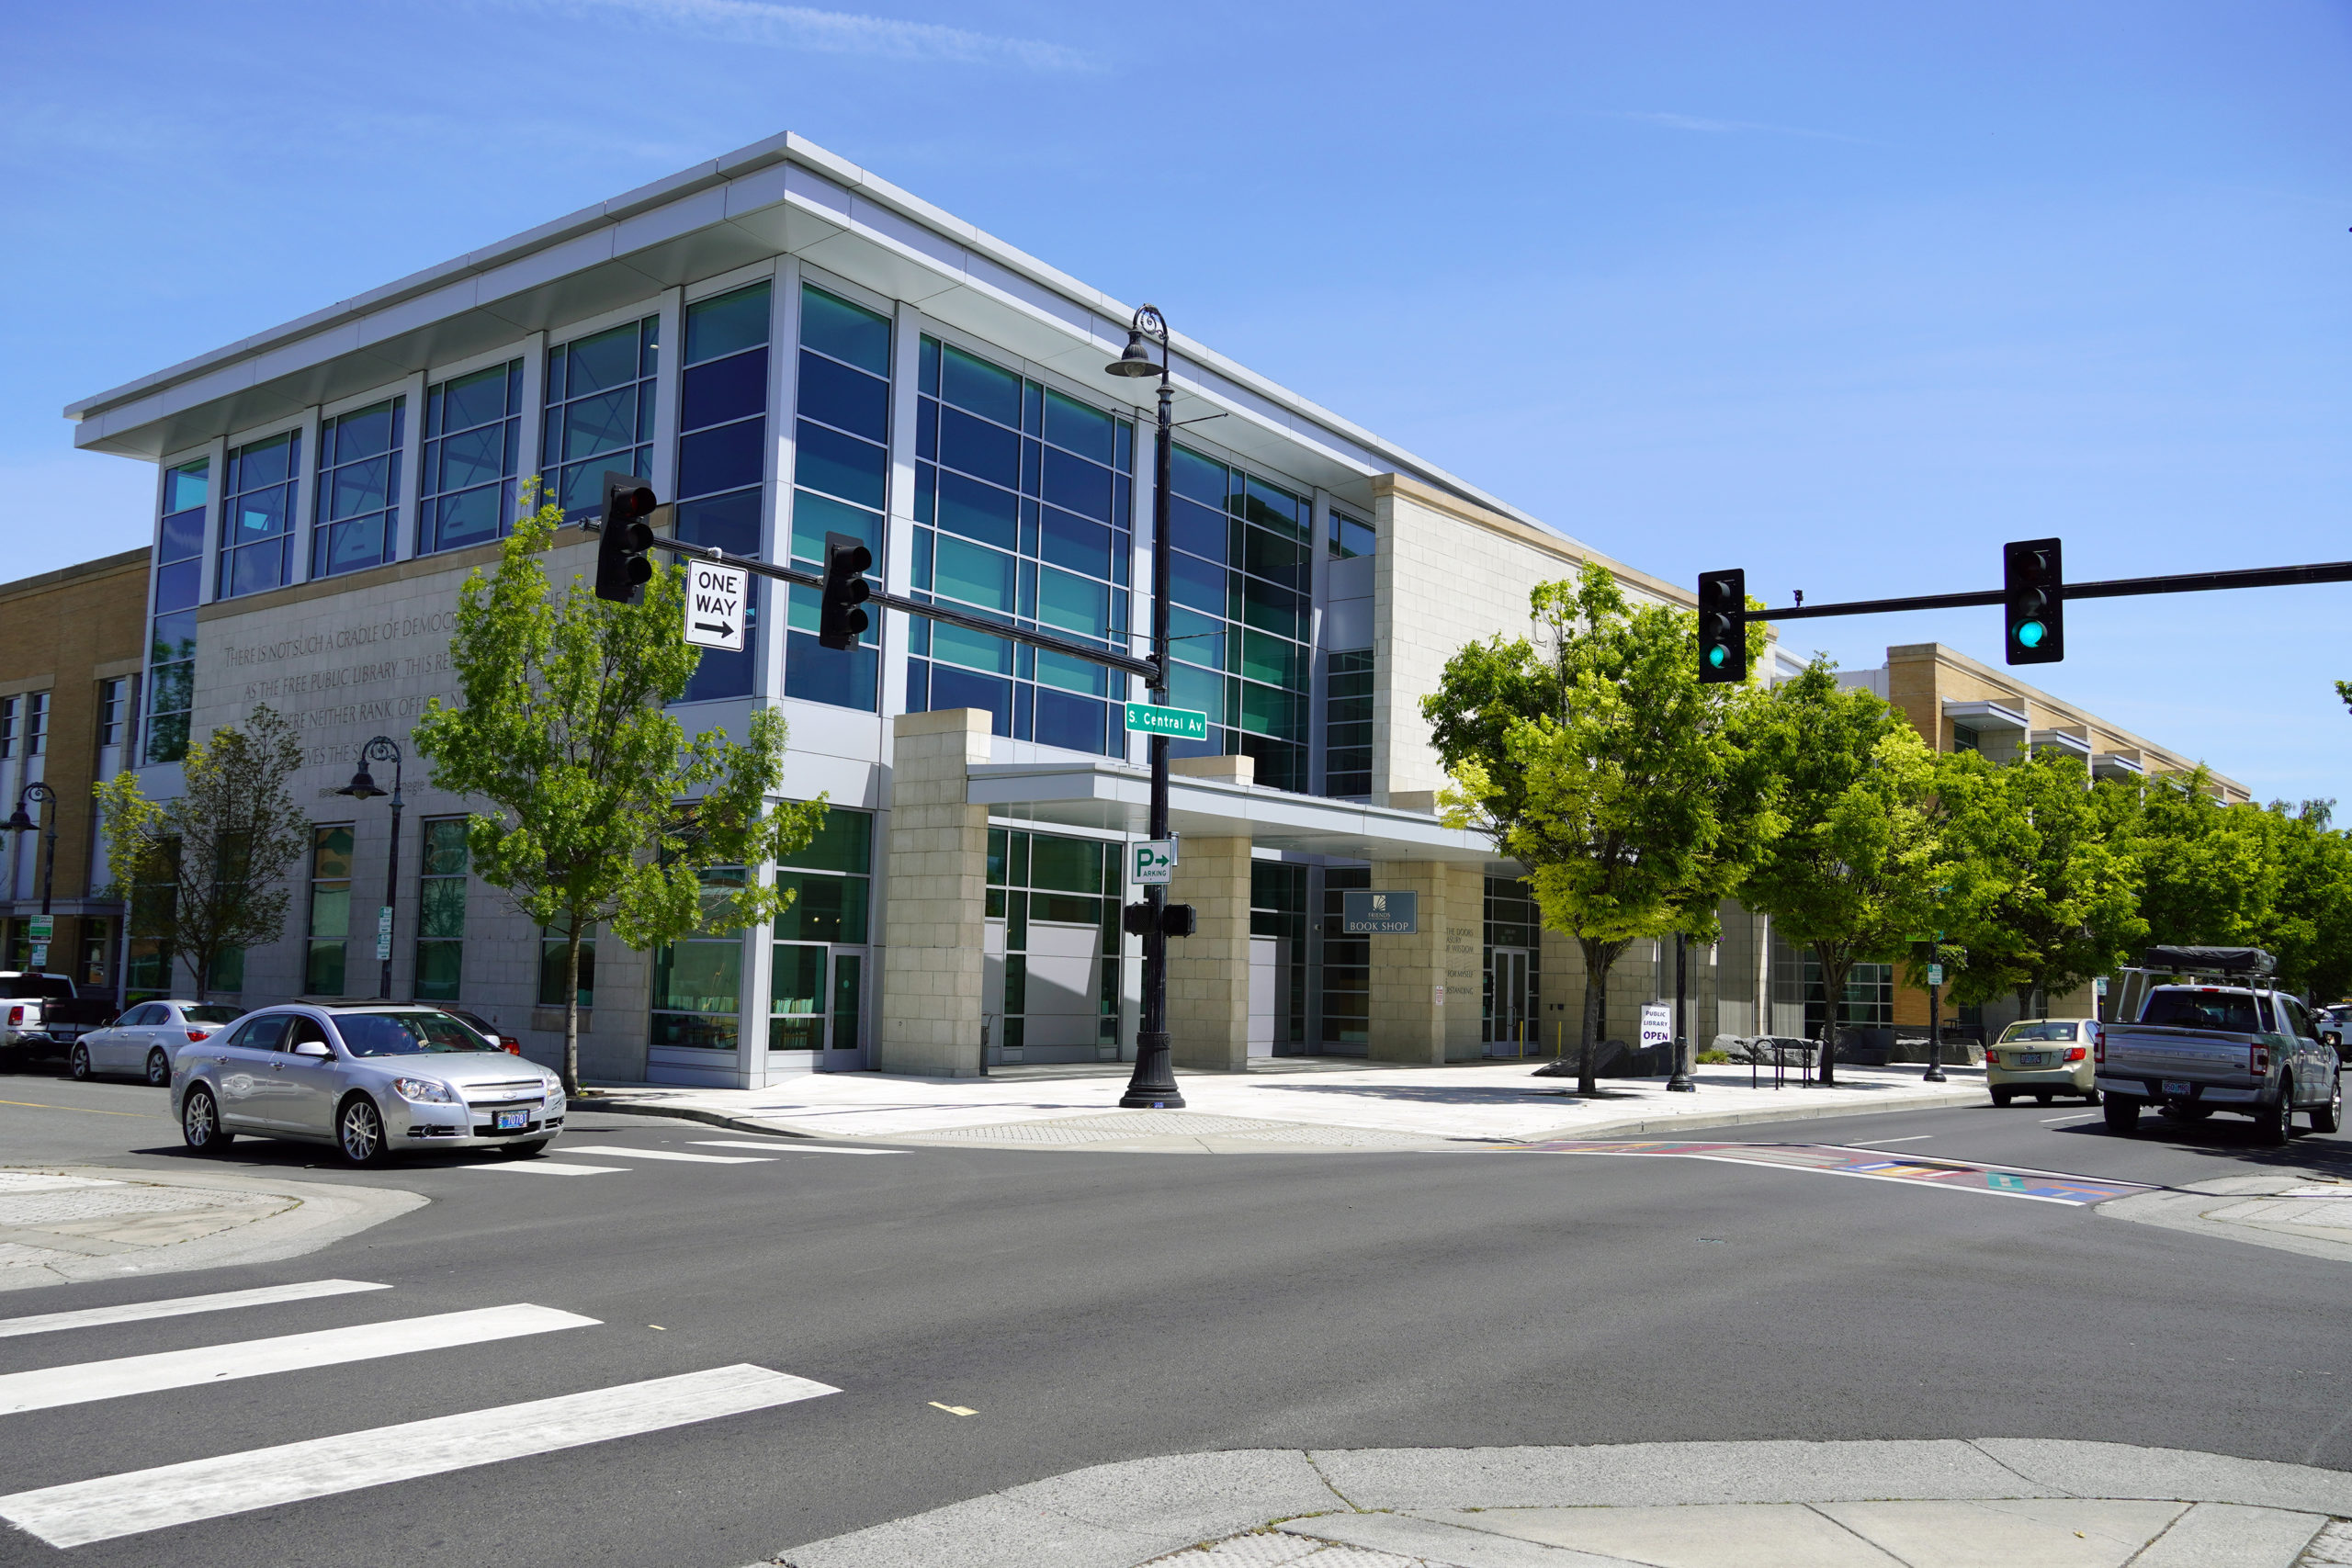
[6,2,2347,803]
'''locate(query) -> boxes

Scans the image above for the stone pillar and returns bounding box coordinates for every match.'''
[1165,753,1254,1072]
[1365,861,1483,1065]
[878,708,991,1077]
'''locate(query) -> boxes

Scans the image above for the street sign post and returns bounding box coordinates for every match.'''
[27,917,52,944]
[1340,890,1419,934]
[375,906,394,963]
[1130,839,1178,885]
[684,560,748,651]
[1927,964,1944,987]
[28,944,46,969]
[1124,702,1208,741]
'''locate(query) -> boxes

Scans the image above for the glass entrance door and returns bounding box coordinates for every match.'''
[1487,948,1531,1055]
[770,943,867,1069]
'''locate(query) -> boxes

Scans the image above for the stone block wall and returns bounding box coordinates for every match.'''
[878,707,991,1077]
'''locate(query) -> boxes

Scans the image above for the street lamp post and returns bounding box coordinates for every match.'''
[5,782,61,919]
[1106,306,1184,1110]
[1922,943,1947,1083]
[334,737,404,1001]
[1667,931,1695,1091]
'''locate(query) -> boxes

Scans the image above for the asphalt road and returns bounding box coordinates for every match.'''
[2,1060,2348,1567]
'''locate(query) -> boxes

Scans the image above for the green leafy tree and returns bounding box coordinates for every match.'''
[413,499,825,1094]
[2132,767,2284,960]
[1742,661,1945,1086]
[92,705,311,1002]
[1430,566,1780,1093]
[1938,750,2146,1019]
[2267,800,2352,1003]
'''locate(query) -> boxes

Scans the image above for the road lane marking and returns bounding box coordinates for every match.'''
[0,1363,839,1548]
[929,1402,976,1416]
[0,1099,163,1119]
[1845,1134,1934,1145]
[0,1280,389,1340]
[0,1303,597,1416]
[1513,1139,2154,1206]
[690,1141,900,1154]
[2042,1113,2098,1122]
[560,1145,773,1164]
[459,1160,625,1175]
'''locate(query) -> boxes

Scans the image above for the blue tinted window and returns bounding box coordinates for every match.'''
[800,287,889,377]
[313,398,404,580]
[678,489,763,558]
[1171,446,1227,506]
[936,469,1017,550]
[941,344,1020,426]
[939,406,1019,488]
[796,352,886,443]
[216,430,300,600]
[545,321,656,524]
[423,358,521,553]
[794,420,886,511]
[1330,513,1375,558]
[790,491,880,567]
[1043,389,1114,464]
[1169,497,1226,563]
[164,460,209,515]
[683,349,769,433]
[686,283,771,365]
[679,421,764,499]
[158,509,204,562]
[1041,446,1112,521]
[1039,509,1109,579]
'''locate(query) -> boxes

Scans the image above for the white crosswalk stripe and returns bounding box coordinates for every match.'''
[560,1144,774,1164]
[0,1363,839,1548]
[461,1159,626,1175]
[0,1280,389,1340]
[691,1140,900,1154]
[0,1303,596,1415]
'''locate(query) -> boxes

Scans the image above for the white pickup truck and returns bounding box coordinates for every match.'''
[0,972,114,1064]
[2097,946,2343,1144]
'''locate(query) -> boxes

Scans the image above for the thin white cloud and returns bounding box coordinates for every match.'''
[511,0,1097,71]
[1600,109,1876,145]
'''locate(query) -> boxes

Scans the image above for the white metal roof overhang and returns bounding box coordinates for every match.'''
[966,761,1504,867]
[1942,699,2030,733]
[2030,728,2093,757]
[2092,753,2146,778]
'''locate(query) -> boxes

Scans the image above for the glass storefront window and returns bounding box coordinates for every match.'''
[769,806,872,1054]
[306,825,353,996]
[986,827,1120,1060]
[414,818,468,1001]
[651,866,745,1049]
[784,286,885,711]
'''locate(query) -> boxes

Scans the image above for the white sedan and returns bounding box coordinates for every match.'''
[71,1000,246,1087]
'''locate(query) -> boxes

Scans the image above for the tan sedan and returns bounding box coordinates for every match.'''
[1986,1019,2101,1106]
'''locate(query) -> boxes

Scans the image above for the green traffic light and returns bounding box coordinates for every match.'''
[1706,645,1727,668]
[2015,619,2045,649]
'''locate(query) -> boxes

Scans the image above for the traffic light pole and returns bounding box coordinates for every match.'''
[1743,557,2352,624]
[1123,332,1183,1110]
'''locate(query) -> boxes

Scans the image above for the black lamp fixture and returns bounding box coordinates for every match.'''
[5,781,60,920]
[334,737,403,1000]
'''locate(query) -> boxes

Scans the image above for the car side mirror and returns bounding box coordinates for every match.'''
[292,1041,333,1059]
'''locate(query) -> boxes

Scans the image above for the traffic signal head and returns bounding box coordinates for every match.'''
[818,531,874,651]
[594,472,659,604]
[1121,901,1197,938]
[1697,569,1747,684]
[2003,537,2064,665]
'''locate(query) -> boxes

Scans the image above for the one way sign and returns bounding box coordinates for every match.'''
[684,560,747,652]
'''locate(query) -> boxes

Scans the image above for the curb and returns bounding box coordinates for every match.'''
[1517,1083,1996,1143]
[569,1096,820,1141]
[0,1165,429,1292]
[763,1438,2352,1568]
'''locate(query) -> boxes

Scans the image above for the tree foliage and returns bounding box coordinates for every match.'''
[413,499,825,1092]
[92,705,311,1002]
[1430,565,1779,1092]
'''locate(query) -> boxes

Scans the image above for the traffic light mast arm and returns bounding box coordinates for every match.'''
[607,529,1162,682]
[1746,558,2352,622]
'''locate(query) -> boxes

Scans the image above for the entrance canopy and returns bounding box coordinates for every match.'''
[967,761,1503,866]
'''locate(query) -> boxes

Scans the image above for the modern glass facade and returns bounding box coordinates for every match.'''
[987,827,1120,1060]
[1319,866,1371,1050]
[770,806,871,1053]
[305,825,353,996]
[146,458,207,764]
[545,316,658,522]
[908,336,1134,754]
[311,398,404,579]
[675,282,772,703]
[1483,877,1542,1051]
[420,360,523,553]
[1325,650,1374,798]
[1251,862,1308,1052]
[650,867,746,1050]
[414,818,468,1001]
[785,285,886,710]
[1163,446,1312,791]
[218,430,300,599]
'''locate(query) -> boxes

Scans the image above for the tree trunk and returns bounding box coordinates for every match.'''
[1815,944,1850,1088]
[187,945,209,1006]
[1577,937,1618,1097]
[561,927,584,1099]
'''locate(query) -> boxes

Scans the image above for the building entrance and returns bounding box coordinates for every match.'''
[771,944,867,1070]
[1487,947,1532,1055]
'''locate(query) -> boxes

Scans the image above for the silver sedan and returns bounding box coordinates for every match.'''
[173,1005,566,1166]
[72,1000,246,1086]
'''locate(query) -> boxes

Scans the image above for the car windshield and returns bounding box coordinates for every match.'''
[2141,988,2260,1032]
[183,1005,244,1025]
[0,975,74,1000]
[334,1012,498,1057]
[1999,1021,2078,1043]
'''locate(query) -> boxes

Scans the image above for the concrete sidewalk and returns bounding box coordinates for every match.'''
[0,1167,425,1291]
[589,1059,1993,1152]
[765,1439,2352,1568]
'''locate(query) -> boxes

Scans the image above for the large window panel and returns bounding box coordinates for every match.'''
[675,283,772,705]
[146,457,208,763]
[313,398,404,579]
[783,285,888,713]
[422,360,522,553]
[545,318,658,521]
[217,431,299,600]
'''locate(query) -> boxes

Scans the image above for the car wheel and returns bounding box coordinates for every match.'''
[337,1095,390,1168]
[2085,1088,2103,1104]
[2033,1091,2052,1105]
[145,1049,171,1088]
[182,1088,233,1154]
[69,1045,91,1081]
[2258,1078,2294,1145]
[2312,1076,2343,1136]
[1990,1088,2012,1107]
[2104,1095,2140,1134]
[499,1139,551,1159]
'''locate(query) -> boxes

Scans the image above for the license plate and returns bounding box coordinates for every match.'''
[2163,1080,2192,1096]
[2019,1053,2045,1066]
[494,1109,530,1131]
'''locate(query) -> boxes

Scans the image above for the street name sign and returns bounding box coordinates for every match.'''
[1130,839,1178,885]
[375,905,394,963]
[684,561,748,651]
[1639,1004,1673,1048]
[1341,890,1419,934]
[1123,702,1208,741]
